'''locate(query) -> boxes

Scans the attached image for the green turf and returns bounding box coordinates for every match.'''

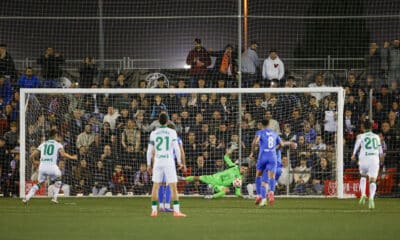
[0,197,399,240]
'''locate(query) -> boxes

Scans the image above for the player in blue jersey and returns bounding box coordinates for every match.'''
[158,124,186,212]
[261,148,282,203]
[250,119,293,206]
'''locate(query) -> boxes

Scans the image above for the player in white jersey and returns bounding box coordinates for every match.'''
[147,113,186,217]
[351,121,384,209]
[158,123,187,212]
[23,129,77,204]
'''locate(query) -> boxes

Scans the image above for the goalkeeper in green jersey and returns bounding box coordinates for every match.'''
[183,148,248,199]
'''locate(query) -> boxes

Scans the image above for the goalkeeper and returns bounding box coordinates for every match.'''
[182,148,246,199]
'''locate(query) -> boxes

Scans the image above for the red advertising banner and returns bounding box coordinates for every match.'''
[324,180,369,197]
[25,181,47,196]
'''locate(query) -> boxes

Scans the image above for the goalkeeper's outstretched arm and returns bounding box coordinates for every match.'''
[224,149,236,168]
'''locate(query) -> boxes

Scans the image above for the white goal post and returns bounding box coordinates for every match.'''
[20,87,345,198]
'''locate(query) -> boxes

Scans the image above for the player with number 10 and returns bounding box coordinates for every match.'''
[23,129,77,204]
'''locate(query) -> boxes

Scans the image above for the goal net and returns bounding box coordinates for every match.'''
[20,87,345,198]
[1,1,398,88]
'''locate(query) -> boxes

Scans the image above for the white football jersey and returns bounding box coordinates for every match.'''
[37,139,64,165]
[353,131,383,159]
[149,126,179,166]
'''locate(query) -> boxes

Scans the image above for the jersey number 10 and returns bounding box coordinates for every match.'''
[43,144,55,155]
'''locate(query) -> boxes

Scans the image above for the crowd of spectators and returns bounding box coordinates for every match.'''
[0,38,399,197]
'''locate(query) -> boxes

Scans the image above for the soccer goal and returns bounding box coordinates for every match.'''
[20,87,345,198]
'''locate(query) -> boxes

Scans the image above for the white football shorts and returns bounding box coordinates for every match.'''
[358,157,380,179]
[152,164,177,184]
[38,164,62,183]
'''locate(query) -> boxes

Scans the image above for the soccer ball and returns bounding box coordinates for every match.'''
[60,77,72,88]
[232,178,242,188]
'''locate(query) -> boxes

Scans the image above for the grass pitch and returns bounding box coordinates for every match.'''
[0,197,399,240]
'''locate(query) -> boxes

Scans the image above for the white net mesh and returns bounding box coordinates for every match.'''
[1,1,398,87]
[20,88,344,197]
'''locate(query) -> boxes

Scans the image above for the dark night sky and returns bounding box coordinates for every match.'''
[0,0,399,68]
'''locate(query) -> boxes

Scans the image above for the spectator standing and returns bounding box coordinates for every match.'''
[262,49,284,87]
[37,47,64,88]
[365,42,382,81]
[78,56,98,88]
[241,41,260,88]
[186,38,212,88]
[0,76,13,105]
[17,67,41,89]
[384,39,400,85]
[210,44,236,87]
[0,44,16,83]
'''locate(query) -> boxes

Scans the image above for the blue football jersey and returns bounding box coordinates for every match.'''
[256,128,282,155]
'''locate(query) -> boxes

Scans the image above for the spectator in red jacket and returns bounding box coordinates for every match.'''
[186,38,211,87]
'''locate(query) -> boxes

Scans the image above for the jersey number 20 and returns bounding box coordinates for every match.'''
[365,137,378,150]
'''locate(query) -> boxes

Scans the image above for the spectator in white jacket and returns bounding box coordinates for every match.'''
[262,49,285,87]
